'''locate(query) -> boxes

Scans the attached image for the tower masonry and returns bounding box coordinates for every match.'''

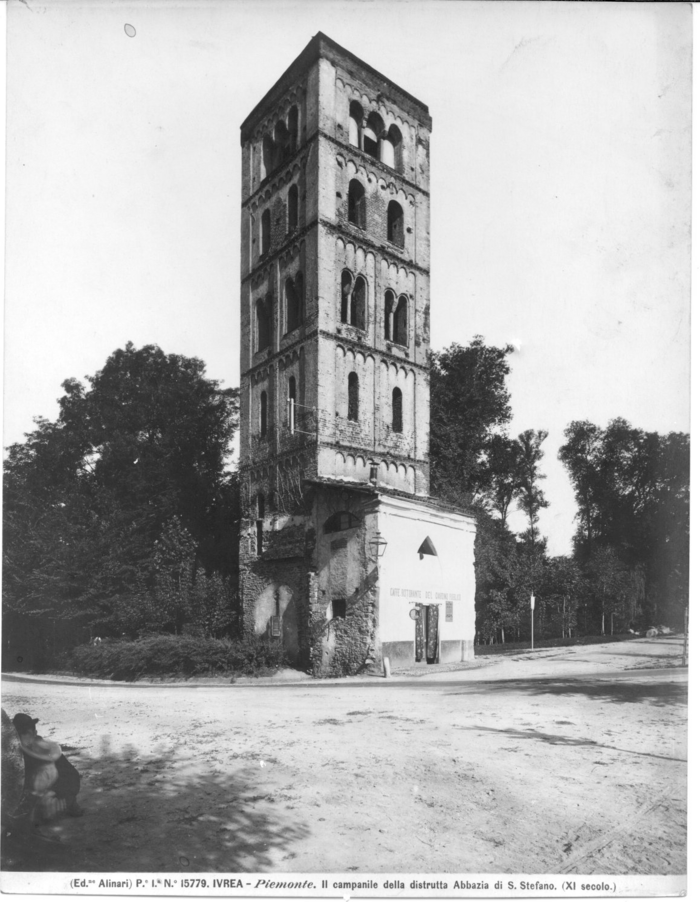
[238,33,475,675]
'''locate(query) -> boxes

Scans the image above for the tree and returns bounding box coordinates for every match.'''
[559,419,689,627]
[3,343,239,634]
[558,420,602,556]
[483,434,523,526]
[429,337,514,507]
[515,429,549,549]
[584,547,636,635]
[542,556,583,639]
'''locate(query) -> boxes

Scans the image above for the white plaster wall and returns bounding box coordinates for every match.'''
[376,500,475,648]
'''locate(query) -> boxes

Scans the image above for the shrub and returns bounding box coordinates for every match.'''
[69,634,286,681]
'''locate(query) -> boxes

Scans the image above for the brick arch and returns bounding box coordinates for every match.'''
[279,241,304,268]
[251,263,274,290]
[255,86,306,141]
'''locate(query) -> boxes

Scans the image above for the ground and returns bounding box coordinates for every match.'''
[0,636,687,876]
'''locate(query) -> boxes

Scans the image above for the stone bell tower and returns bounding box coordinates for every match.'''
[238,34,475,674]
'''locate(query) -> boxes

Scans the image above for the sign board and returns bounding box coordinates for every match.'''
[270,616,281,638]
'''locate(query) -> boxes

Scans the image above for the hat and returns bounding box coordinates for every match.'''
[13,713,39,732]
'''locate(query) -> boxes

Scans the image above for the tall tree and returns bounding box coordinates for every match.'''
[558,420,602,556]
[542,556,583,639]
[559,419,689,627]
[515,429,549,548]
[3,343,239,631]
[429,337,514,506]
[483,434,523,526]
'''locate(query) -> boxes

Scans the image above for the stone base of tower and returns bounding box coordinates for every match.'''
[238,481,476,677]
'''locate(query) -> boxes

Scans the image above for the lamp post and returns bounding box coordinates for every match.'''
[369,531,387,559]
[530,593,535,650]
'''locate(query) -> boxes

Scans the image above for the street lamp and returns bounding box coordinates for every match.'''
[369,531,387,558]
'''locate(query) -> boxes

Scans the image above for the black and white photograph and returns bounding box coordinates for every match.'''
[1,0,691,897]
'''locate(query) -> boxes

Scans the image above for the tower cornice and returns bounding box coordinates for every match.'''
[242,217,430,288]
[240,32,431,143]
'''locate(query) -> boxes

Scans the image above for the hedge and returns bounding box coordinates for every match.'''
[69,634,287,681]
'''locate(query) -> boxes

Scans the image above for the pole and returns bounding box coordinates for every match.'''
[530,593,535,650]
[682,606,688,667]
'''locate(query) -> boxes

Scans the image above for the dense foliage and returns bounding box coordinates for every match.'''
[3,337,689,672]
[429,344,688,641]
[69,634,287,681]
[429,338,514,507]
[3,344,240,641]
[559,419,689,629]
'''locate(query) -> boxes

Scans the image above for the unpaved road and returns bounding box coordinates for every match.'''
[1,637,687,875]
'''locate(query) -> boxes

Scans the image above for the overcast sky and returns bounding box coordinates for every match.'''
[4,0,691,557]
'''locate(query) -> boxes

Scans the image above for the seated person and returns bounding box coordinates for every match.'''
[12,713,83,823]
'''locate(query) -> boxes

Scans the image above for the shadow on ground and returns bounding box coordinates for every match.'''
[2,735,309,873]
[455,725,686,763]
[446,678,687,708]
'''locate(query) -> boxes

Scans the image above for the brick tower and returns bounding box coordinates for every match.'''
[238,34,475,674]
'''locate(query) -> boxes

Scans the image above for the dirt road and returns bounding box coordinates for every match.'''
[1,637,687,875]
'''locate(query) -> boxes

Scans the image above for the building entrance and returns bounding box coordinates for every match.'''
[414,603,440,663]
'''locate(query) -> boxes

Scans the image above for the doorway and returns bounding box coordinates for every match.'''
[415,604,439,663]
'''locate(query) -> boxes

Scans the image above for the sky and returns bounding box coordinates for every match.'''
[3,0,692,557]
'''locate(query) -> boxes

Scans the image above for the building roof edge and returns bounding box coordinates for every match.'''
[240,31,431,142]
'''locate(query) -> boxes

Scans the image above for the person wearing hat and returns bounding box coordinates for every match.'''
[12,713,83,823]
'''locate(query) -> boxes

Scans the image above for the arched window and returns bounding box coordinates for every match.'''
[287,184,299,232]
[348,100,363,148]
[340,270,352,324]
[287,106,298,152]
[285,273,303,333]
[285,278,298,334]
[273,120,290,167]
[295,272,304,326]
[350,276,366,330]
[262,135,274,179]
[348,372,359,421]
[256,493,265,554]
[364,112,384,159]
[381,124,403,171]
[393,295,408,346]
[288,376,296,432]
[387,200,404,247]
[261,209,271,256]
[348,179,366,229]
[392,387,403,433]
[260,391,268,438]
[384,290,394,341]
[256,297,272,351]
[363,125,378,158]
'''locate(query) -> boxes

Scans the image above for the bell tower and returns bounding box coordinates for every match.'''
[239,32,431,504]
[238,34,475,674]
